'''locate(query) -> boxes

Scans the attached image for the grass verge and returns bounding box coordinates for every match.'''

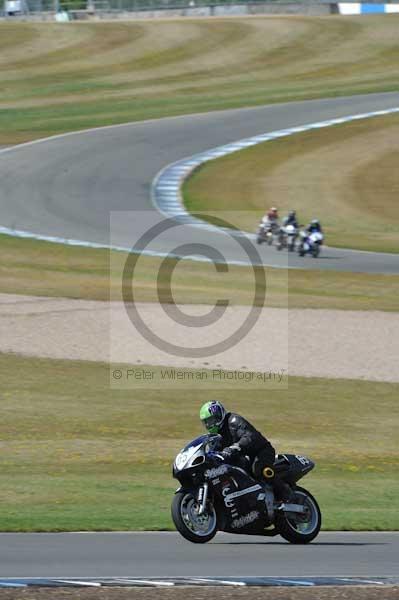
[1,17,399,144]
[0,352,398,531]
[1,234,399,310]
[184,113,399,254]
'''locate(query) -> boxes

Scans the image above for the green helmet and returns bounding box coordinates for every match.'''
[200,401,226,434]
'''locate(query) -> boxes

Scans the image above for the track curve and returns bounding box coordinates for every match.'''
[0,92,398,273]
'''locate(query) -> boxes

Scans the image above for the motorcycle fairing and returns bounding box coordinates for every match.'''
[275,454,315,483]
[210,464,269,533]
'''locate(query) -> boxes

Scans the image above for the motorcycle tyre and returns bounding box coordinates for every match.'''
[312,246,320,258]
[275,486,321,544]
[171,491,218,544]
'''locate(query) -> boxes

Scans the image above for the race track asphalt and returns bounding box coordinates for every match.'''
[1,92,398,273]
[0,532,397,578]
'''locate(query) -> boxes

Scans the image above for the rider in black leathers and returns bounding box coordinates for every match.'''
[282,210,299,228]
[200,401,292,502]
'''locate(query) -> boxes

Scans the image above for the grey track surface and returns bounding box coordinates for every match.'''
[0,532,397,578]
[1,92,399,274]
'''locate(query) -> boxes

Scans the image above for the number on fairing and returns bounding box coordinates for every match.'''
[296,455,310,466]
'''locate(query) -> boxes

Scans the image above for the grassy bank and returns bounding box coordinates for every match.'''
[184,113,399,254]
[1,17,399,144]
[1,234,399,310]
[0,353,398,531]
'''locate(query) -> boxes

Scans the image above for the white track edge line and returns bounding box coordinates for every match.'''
[151,106,399,248]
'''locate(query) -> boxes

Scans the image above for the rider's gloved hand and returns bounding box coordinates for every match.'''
[221,444,241,460]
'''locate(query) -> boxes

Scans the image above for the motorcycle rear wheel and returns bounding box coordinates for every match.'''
[275,486,321,544]
[171,491,217,543]
[312,246,320,258]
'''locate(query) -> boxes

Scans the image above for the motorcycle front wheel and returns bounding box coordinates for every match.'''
[171,491,217,543]
[275,486,321,544]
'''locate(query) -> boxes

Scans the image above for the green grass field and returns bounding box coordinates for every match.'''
[184,113,399,253]
[1,17,399,144]
[0,352,398,531]
[2,233,399,310]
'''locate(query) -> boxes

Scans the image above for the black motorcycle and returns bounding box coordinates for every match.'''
[171,434,321,544]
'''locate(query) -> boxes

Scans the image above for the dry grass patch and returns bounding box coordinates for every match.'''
[1,17,399,143]
[184,113,399,253]
[0,353,398,530]
[1,234,399,310]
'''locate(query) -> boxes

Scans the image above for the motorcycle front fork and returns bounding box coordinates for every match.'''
[197,483,209,515]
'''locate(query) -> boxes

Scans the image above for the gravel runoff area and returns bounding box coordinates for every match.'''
[1,293,398,382]
[0,587,398,600]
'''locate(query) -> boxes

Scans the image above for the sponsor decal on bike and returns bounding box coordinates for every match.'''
[222,484,239,518]
[204,465,228,479]
[231,510,260,529]
[223,484,262,503]
[222,485,235,509]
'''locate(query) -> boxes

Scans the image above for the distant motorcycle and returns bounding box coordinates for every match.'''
[256,220,278,246]
[277,224,298,251]
[298,230,324,258]
[171,434,321,544]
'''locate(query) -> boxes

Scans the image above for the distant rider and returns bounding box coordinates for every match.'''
[261,207,279,227]
[200,401,292,502]
[306,219,323,234]
[279,210,299,246]
[305,219,323,241]
[282,210,299,228]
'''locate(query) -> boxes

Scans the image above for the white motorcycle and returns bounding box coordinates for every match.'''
[256,219,278,246]
[298,230,324,258]
[277,224,298,251]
